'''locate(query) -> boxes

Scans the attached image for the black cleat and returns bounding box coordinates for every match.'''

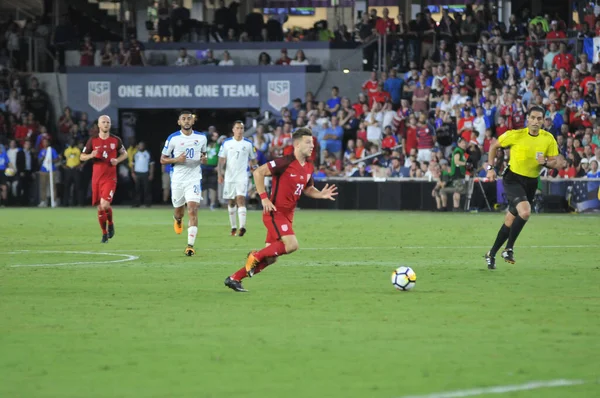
[107,223,115,239]
[101,234,109,243]
[502,249,515,264]
[224,276,248,292]
[485,252,496,269]
[238,227,247,237]
[231,228,237,236]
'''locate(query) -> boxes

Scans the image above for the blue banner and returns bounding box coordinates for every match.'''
[66,67,306,124]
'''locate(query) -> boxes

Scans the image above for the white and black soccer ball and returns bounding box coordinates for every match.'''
[391,266,416,291]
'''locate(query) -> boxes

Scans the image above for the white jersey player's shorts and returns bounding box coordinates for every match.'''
[222,179,248,200]
[171,180,203,207]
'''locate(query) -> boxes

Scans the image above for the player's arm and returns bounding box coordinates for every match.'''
[537,140,564,169]
[217,157,226,183]
[160,153,185,164]
[80,138,97,161]
[303,183,338,201]
[111,147,128,166]
[253,163,275,213]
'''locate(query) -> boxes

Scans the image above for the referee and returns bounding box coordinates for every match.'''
[132,141,155,207]
[484,106,564,269]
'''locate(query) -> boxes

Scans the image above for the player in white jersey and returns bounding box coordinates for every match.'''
[218,121,257,236]
[160,110,208,256]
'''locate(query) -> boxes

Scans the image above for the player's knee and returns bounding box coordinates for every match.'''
[519,208,531,220]
[285,241,299,253]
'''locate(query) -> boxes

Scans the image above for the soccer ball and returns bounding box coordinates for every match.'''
[391,266,417,291]
[4,168,16,177]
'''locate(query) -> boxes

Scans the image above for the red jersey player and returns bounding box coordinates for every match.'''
[224,127,338,292]
[80,115,128,243]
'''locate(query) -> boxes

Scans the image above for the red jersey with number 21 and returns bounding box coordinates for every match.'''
[83,134,125,181]
[267,155,314,213]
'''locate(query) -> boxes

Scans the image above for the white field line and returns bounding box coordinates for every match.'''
[7,251,139,267]
[398,378,586,398]
[105,244,599,253]
[2,244,597,268]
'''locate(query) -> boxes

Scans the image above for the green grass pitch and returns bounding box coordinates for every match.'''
[1,208,599,398]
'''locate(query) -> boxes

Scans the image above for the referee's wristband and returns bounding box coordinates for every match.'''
[259,192,268,200]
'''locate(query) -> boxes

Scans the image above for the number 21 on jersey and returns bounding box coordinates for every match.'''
[294,184,304,196]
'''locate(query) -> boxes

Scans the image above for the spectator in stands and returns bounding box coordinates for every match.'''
[171,0,191,42]
[218,51,234,66]
[275,49,291,65]
[175,48,196,66]
[290,50,309,65]
[351,161,371,177]
[127,39,146,66]
[100,42,115,67]
[26,78,50,126]
[201,50,218,65]
[80,35,95,66]
[258,52,271,65]
[157,0,171,41]
[214,0,237,40]
[5,89,21,118]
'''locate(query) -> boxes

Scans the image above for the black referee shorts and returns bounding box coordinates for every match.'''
[503,168,538,216]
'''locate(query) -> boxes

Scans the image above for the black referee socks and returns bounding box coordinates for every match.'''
[506,216,528,250]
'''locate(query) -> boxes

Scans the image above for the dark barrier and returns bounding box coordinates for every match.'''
[298,178,600,213]
[298,179,443,211]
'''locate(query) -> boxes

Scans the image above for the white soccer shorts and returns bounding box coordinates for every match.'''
[222,179,248,200]
[171,181,203,208]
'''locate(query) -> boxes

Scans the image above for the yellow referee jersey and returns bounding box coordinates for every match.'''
[64,146,81,168]
[498,128,559,178]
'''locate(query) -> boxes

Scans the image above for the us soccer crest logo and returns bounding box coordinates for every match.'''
[110,143,115,150]
[267,80,290,110]
[88,81,111,112]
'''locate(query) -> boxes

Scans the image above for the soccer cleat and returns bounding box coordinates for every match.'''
[502,249,515,264]
[184,245,196,257]
[238,227,247,237]
[174,218,183,235]
[224,276,248,292]
[101,234,109,243]
[230,228,237,236]
[484,252,496,270]
[107,223,115,239]
[244,251,260,277]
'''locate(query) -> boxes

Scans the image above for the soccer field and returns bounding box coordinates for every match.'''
[1,208,599,398]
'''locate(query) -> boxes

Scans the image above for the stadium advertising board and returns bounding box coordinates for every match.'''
[67,69,305,123]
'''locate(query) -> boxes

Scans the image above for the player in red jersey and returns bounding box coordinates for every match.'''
[80,115,128,243]
[224,127,338,292]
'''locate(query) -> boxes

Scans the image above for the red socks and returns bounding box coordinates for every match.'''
[231,259,272,281]
[255,241,287,262]
[105,207,113,225]
[98,210,108,234]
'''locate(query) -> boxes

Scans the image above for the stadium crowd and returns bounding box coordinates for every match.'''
[2,5,600,209]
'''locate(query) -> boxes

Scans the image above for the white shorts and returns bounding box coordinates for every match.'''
[222,179,248,200]
[171,180,203,208]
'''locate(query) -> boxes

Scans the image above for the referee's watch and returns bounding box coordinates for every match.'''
[486,164,496,172]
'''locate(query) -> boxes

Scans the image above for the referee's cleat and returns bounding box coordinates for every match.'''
[184,245,196,257]
[238,227,247,237]
[107,223,115,239]
[230,228,237,236]
[502,249,515,264]
[174,217,183,235]
[244,251,260,277]
[101,234,109,243]
[484,252,496,269]
[224,276,247,292]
